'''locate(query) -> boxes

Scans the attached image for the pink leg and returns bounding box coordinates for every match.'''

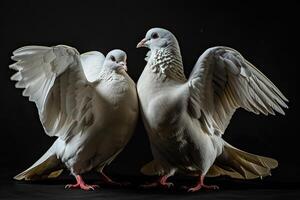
[99,172,129,186]
[187,175,219,192]
[141,175,174,189]
[65,175,99,191]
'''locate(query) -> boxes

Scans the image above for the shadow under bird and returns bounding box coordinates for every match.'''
[10,45,138,190]
[136,28,288,192]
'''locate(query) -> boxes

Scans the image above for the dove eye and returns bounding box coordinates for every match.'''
[151,32,159,39]
[110,56,116,62]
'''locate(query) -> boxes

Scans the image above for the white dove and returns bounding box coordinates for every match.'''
[136,28,288,192]
[10,45,138,190]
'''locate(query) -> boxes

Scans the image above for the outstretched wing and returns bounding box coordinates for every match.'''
[10,45,99,140]
[80,51,105,82]
[187,46,288,135]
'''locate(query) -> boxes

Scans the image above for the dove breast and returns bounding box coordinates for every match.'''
[94,72,138,136]
[138,72,187,133]
[61,73,138,175]
[137,64,222,174]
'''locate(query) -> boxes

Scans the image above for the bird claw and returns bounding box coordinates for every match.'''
[65,175,99,191]
[186,184,219,192]
[65,183,99,191]
[65,184,77,189]
[82,184,99,191]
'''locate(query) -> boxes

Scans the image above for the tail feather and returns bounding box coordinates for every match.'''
[207,142,278,179]
[14,155,63,181]
[14,140,63,181]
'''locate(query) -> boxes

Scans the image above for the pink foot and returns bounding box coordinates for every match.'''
[186,175,219,192]
[65,175,99,191]
[141,175,174,189]
[100,172,130,187]
[187,184,219,192]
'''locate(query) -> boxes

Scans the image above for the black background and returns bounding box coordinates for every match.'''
[0,0,299,199]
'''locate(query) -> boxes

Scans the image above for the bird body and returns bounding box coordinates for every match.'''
[138,47,223,177]
[137,28,288,191]
[11,46,138,190]
[60,71,137,175]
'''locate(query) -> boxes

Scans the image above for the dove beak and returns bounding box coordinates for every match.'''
[136,38,148,48]
[117,61,127,71]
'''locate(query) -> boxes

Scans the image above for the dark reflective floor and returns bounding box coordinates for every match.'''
[1,171,300,200]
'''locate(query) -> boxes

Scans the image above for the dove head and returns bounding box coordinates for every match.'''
[103,49,127,72]
[136,28,178,50]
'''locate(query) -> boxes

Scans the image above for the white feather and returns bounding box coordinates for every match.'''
[80,51,105,82]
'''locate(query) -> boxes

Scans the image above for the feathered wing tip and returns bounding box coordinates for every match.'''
[207,142,278,180]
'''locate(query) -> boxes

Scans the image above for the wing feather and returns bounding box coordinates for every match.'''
[10,45,102,140]
[188,46,288,135]
[80,51,105,82]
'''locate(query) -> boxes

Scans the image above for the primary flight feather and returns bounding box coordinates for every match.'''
[136,28,288,191]
[10,45,138,190]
